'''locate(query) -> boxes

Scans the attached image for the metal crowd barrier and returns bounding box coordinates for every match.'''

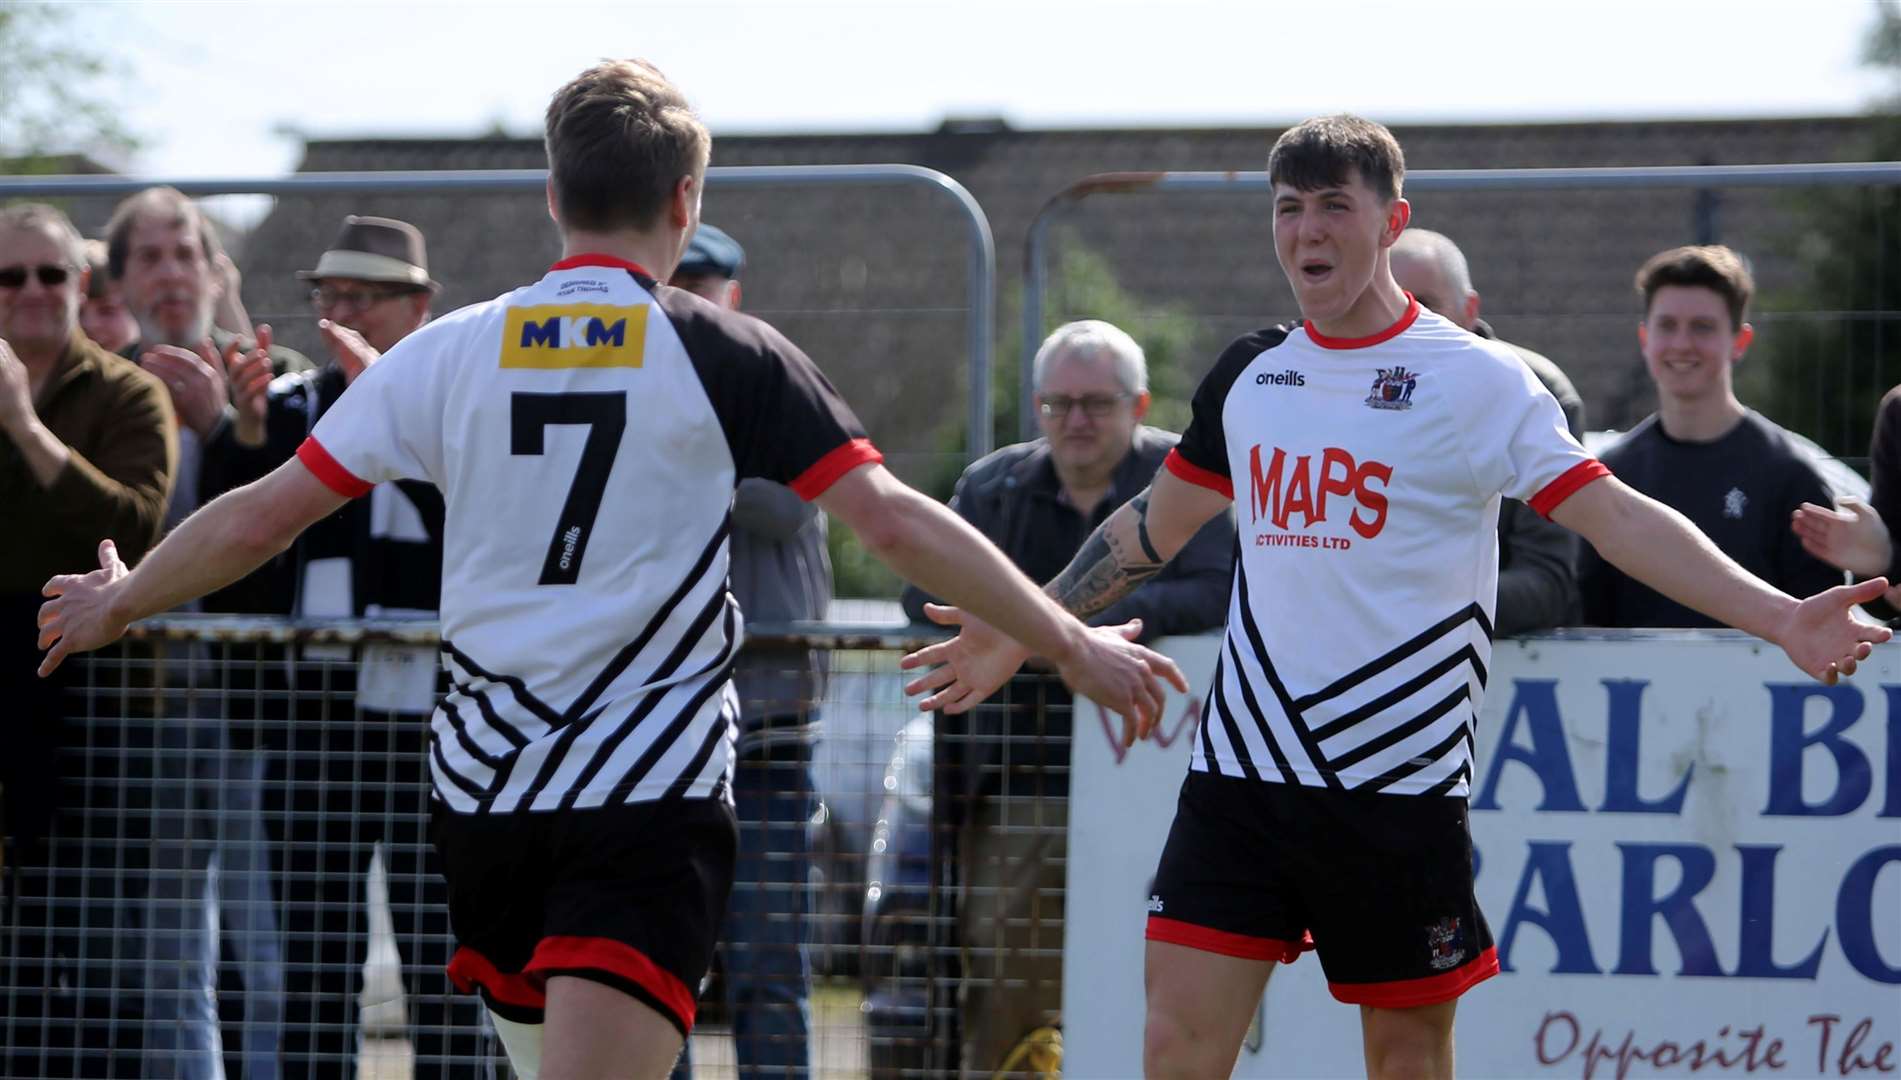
[2,616,1083,1080]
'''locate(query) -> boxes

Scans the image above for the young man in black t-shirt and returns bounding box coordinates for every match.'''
[1581,245,1843,627]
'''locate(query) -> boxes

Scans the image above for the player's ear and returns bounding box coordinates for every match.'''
[1384,198,1411,244]
[1732,323,1755,361]
[1132,391,1152,420]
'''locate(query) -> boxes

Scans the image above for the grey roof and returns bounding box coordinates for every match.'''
[230,116,1883,481]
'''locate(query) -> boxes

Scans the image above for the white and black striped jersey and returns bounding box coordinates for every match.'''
[1165,299,1606,797]
[297,254,881,814]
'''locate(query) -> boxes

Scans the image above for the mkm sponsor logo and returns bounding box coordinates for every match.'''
[502,304,648,369]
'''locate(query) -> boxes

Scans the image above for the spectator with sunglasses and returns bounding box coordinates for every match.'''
[0,202,176,1077]
[900,320,1232,1076]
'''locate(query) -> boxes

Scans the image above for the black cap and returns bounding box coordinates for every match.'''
[675,223,744,280]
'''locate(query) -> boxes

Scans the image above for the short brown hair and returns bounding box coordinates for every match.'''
[544,59,710,232]
[1635,245,1754,329]
[104,186,217,281]
[0,202,85,266]
[1268,115,1405,204]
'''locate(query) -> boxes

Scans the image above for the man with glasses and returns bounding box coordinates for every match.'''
[199,214,479,1075]
[901,320,1233,1077]
[0,201,176,1078]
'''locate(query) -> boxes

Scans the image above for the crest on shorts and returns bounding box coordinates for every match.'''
[1426,916,1466,971]
[1365,366,1420,411]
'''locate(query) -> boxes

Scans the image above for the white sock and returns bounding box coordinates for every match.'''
[489,1011,545,1079]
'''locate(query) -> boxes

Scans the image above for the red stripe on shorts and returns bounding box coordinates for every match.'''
[527,935,699,1033]
[445,946,545,1010]
[1328,945,1500,1008]
[1146,916,1312,964]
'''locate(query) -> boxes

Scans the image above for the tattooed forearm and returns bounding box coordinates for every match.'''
[1045,490,1167,618]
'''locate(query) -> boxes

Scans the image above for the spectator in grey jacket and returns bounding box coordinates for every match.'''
[669,224,827,1080]
[1392,227,1586,634]
[901,320,1233,1076]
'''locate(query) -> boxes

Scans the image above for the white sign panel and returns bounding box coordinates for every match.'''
[1065,634,1901,1079]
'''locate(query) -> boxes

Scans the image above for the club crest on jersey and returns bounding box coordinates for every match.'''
[1426,916,1466,971]
[1365,366,1420,411]
[501,304,648,370]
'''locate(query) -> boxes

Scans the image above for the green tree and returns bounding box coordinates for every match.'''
[1738,2,1901,465]
[0,1,136,172]
[826,236,1205,598]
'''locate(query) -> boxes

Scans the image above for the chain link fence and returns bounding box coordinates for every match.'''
[3,619,1084,1079]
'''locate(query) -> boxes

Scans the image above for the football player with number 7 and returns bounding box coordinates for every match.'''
[34,59,1186,1080]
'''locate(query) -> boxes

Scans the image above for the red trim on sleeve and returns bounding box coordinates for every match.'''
[1329,946,1499,1009]
[550,253,656,279]
[1303,295,1421,350]
[1527,459,1611,519]
[445,946,546,1010]
[789,438,884,501]
[527,935,698,1033]
[295,437,373,499]
[1146,916,1312,964]
[1163,448,1234,500]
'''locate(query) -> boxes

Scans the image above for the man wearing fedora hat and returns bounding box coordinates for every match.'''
[298,215,439,377]
[199,215,475,1075]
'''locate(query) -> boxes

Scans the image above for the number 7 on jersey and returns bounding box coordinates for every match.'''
[510,391,627,585]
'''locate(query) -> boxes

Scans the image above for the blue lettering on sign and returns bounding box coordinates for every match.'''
[1614,843,1724,977]
[1498,841,1602,974]
[1764,683,1871,817]
[1881,687,1901,818]
[1733,845,1827,979]
[1837,845,1901,984]
[1474,679,1587,812]
[1600,679,1692,814]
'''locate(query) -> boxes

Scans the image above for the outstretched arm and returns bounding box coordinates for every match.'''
[818,463,1187,733]
[1552,475,1890,682]
[1047,470,1233,618]
[37,459,349,675]
[900,469,1229,719]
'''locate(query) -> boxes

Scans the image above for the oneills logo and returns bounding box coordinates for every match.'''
[502,304,647,369]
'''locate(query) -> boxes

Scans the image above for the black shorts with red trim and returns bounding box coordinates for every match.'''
[432,796,737,1036]
[1146,770,1497,1008]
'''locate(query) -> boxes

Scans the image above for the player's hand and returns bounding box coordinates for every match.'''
[899,604,1032,713]
[37,540,133,677]
[142,341,229,439]
[1053,623,1191,747]
[319,318,380,385]
[1773,577,1893,685]
[224,324,275,448]
[1792,498,1893,579]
